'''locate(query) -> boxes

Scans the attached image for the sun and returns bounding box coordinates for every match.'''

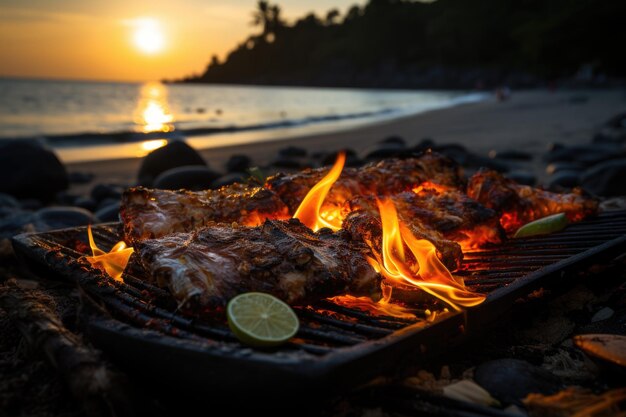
[132,18,164,55]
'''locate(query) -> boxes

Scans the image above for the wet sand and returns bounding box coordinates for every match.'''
[67,88,626,191]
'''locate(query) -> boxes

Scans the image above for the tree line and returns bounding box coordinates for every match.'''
[179,0,626,89]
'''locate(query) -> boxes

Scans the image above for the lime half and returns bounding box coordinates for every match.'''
[513,212,569,238]
[227,292,299,347]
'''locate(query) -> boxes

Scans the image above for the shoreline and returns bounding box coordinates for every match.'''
[66,88,626,193]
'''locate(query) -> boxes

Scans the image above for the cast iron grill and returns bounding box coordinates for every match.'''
[11,210,626,398]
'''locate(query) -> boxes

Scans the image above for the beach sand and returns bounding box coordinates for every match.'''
[67,88,626,192]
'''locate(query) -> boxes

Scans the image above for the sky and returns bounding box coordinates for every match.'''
[0,0,365,82]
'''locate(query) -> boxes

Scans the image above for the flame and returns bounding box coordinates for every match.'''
[293,151,346,231]
[84,225,134,282]
[373,199,485,311]
[412,181,451,195]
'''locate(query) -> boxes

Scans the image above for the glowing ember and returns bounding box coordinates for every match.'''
[412,181,451,195]
[293,151,346,231]
[85,225,134,282]
[372,199,485,311]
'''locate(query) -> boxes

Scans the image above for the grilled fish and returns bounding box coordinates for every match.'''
[136,218,381,310]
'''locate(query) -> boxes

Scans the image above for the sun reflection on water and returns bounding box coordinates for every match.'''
[134,82,174,133]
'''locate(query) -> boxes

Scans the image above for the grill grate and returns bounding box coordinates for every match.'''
[11,210,626,397]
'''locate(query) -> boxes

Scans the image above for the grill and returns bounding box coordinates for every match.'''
[11,210,626,401]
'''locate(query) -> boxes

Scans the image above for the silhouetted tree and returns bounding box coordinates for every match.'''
[250,1,284,37]
[325,9,340,25]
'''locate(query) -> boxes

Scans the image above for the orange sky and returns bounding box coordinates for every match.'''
[0,0,363,82]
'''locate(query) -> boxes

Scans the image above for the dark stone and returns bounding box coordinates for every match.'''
[465,154,511,172]
[363,145,410,161]
[226,154,252,173]
[0,193,20,209]
[505,170,536,186]
[379,135,406,147]
[544,144,623,166]
[474,359,562,406]
[73,197,98,212]
[412,138,435,153]
[210,172,247,189]
[322,151,362,167]
[270,158,304,169]
[581,158,626,197]
[138,141,206,186]
[0,210,36,238]
[67,171,95,184]
[153,165,221,191]
[35,206,96,230]
[0,140,68,201]
[605,112,626,129]
[97,198,121,211]
[94,203,121,223]
[19,199,43,210]
[489,149,533,161]
[545,162,584,175]
[91,184,124,203]
[431,143,469,164]
[278,146,307,158]
[55,191,80,206]
[547,170,581,190]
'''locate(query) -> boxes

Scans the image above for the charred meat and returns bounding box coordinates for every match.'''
[120,184,290,244]
[136,218,381,310]
[467,169,599,234]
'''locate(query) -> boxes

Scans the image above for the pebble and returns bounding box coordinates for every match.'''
[94,202,121,223]
[474,359,562,406]
[137,140,207,186]
[379,135,406,146]
[505,170,536,186]
[34,206,96,230]
[547,170,581,190]
[270,158,305,169]
[591,307,614,323]
[226,154,252,173]
[0,139,68,201]
[153,165,221,191]
[412,138,436,153]
[278,146,307,158]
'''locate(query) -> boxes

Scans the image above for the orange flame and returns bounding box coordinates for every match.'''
[373,199,485,311]
[85,225,134,282]
[293,151,346,231]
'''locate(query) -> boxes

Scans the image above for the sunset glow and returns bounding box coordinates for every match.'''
[132,18,165,55]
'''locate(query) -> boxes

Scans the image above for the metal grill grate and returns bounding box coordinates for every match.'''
[11,210,626,396]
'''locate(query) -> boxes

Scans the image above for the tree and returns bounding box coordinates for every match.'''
[250,1,285,37]
[325,9,340,25]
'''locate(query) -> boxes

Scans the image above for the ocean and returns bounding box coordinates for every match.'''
[0,78,485,163]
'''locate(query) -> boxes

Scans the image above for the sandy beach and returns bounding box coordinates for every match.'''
[66,88,626,193]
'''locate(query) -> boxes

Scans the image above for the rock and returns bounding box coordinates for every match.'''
[322,151,362,167]
[153,165,221,191]
[489,149,533,161]
[547,170,581,190]
[379,135,406,146]
[270,158,304,170]
[592,131,626,145]
[210,172,247,189]
[97,197,121,211]
[545,162,584,175]
[19,199,43,210]
[138,141,206,186]
[581,158,626,196]
[226,155,252,173]
[73,197,98,212]
[474,359,562,406]
[545,144,623,166]
[34,206,96,230]
[591,307,614,323]
[0,193,19,209]
[67,171,95,184]
[90,184,124,203]
[465,154,511,172]
[604,112,626,129]
[505,170,536,186]
[0,139,68,201]
[412,138,436,153]
[278,146,307,158]
[94,203,121,223]
[363,144,409,161]
[0,210,36,238]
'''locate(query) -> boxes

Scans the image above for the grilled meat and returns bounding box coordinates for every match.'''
[136,218,381,310]
[342,209,464,271]
[467,169,599,234]
[347,186,504,250]
[120,184,290,244]
[266,152,465,213]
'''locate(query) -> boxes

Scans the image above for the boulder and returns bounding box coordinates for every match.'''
[153,165,221,191]
[581,158,626,196]
[0,140,68,201]
[137,141,206,186]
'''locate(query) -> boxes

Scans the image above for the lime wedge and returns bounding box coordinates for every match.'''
[513,212,569,238]
[227,292,299,347]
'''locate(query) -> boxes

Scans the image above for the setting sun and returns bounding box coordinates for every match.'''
[132,18,165,55]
